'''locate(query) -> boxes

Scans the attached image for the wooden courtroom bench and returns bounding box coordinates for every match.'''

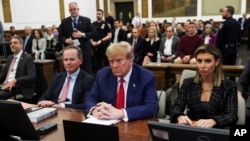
[143,62,244,90]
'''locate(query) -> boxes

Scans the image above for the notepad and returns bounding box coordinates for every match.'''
[82,115,120,125]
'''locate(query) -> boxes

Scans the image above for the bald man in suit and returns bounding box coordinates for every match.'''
[59,2,97,74]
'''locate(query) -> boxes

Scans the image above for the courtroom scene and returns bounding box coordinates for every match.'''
[0,0,250,140]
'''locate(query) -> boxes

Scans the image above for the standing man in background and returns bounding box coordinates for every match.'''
[216,6,241,66]
[90,9,112,74]
[22,26,34,54]
[0,21,4,42]
[59,1,97,74]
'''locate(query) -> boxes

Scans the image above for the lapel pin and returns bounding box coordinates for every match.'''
[133,84,136,87]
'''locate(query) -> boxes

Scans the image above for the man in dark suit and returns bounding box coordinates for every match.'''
[38,46,94,110]
[238,13,248,36]
[0,36,36,99]
[58,2,97,74]
[159,26,180,63]
[127,28,145,65]
[84,41,158,121]
[111,19,127,43]
[22,26,34,54]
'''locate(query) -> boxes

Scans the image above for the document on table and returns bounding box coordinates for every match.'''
[83,115,120,125]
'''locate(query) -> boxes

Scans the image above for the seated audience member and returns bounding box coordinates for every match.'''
[159,26,180,63]
[45,28,63,60]
[170,44,238,128]
[0,21,4,42]
[38,46,94,110]
[238,56,250,99]
[3,31,13,42]
[46,27,54,47]
[22,26,34,54]
[174,22,203,64]
[32,30,46,56]
[84,41,158,121]
[127,28,145,65]
[0,36,36,100]
[9,26,16,36]
[111,19,127,43]
[142,27,161,66]
[200,24,217,46]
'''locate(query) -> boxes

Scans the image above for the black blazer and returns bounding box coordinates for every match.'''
[58,16,97,58]
[22,35,34,54]
[0,52,36,99]
[142,38,161,62]
[111,28,127,42]
[39,70,94,110]
[127,37,145,65]
[170,77,238,128]
[237,56,250,99]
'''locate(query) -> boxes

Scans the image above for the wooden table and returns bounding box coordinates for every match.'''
[33,108,150,141]
[34,59,55,86]
[143,62,245,90]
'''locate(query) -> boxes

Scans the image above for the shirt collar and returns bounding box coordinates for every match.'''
[15,50,23,59]
[67,68,80,79]
[118,66,133,83]
[71,16,79,21]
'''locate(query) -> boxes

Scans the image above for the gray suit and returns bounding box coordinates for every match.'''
[0,21,3,42]
[159,35,180,62]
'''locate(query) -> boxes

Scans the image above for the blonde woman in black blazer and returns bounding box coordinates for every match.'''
[170,44,238,128]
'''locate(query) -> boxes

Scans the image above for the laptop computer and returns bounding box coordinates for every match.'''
[63,120,119,141]
[148,120,229,141]
[0,100,40,140]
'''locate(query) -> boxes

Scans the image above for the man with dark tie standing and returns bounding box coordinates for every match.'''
[84,41,158,121]
[59,2,97,74]
[38,46,94,110]
[22,26,34,54]
[0,36,36,100]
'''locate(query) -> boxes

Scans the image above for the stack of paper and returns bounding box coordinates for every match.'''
[27,107,57,123]
[83,115,120,125]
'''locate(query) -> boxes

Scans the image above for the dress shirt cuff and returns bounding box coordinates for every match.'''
[87,106,96,117]
[122,109,129,122]
[60,103,65,108]
[82,33,86,38]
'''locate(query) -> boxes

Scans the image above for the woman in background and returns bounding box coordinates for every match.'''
[142,27,160,66]
[32,30,46,56]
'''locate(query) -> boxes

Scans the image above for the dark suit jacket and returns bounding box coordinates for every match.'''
[39,70,94,110]
[84,64,158,121]
[238,56,250,99]
[127,37,145,65]
[0,52,36,99]
[142,38,161,62]
[58,16,97,73]
[22,35,34,54]
[159,35,180,62]
[170,77,238,128]
[111,28,127,42]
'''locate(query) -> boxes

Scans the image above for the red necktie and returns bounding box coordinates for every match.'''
[59,75,71,103]
[116,77,125,109]
[4,57,17,84]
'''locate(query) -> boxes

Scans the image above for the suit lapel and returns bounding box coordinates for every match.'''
[108,74,118,106]
[126,66,138,107]
[71,71,83,103]
[16,53,25,73]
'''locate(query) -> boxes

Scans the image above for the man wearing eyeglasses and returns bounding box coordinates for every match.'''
[58,1,97,74]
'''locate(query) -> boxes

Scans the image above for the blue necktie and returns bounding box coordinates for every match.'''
[73,18,77,30]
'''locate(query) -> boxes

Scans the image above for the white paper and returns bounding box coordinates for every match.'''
[73,39,80,46]
[82,115,120,125]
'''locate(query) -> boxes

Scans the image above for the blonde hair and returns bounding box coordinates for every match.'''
[106,41,134,61]
[146,27,160,41]
[194,44,224,87]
